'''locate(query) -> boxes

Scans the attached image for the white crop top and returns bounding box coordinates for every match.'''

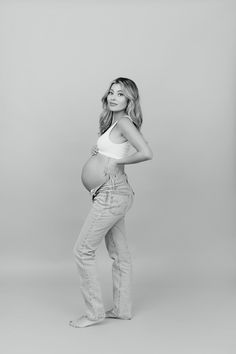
[97,116,134,159]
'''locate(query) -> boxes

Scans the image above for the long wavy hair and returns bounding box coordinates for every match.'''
[98,77,143,136]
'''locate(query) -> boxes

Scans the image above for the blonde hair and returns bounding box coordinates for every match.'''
[98,77,143,136]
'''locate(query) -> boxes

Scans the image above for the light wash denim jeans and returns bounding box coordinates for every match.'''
[73,164,135,321]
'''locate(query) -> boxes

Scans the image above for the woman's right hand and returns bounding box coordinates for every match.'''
[91,144,98,156]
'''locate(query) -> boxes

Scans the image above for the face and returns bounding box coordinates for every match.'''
[107,83,128,112]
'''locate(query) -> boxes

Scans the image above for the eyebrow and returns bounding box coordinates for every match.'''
[110,88,123,92]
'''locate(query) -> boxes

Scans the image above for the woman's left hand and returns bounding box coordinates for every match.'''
[91,145,98,156]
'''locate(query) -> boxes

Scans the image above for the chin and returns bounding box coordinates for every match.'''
[110,107,124,112]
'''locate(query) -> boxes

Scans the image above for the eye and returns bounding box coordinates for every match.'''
[118,93,124,96]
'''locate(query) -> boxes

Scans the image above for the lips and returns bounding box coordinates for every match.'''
[109,102,118,106]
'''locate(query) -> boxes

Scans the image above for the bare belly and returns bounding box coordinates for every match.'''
[81,153,124,191]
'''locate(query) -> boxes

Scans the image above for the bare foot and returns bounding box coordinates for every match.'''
[69,315,105,328]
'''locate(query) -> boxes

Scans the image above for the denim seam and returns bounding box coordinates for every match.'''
[110,231,122,316]
[113,221,132,317]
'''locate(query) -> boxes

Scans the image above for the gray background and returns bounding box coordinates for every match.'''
[1,0,236,353]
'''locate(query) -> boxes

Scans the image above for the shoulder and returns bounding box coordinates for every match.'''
[116,116,138,138]
[117,115,134,126]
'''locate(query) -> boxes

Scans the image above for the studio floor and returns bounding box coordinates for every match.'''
[1,259,236,354]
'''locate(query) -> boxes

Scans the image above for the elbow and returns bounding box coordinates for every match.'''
[143,149,153,161]
[145,154,153,161]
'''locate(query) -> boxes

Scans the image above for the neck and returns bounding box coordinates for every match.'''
[112,110,126,123]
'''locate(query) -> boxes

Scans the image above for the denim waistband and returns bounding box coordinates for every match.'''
[90,173,134,200]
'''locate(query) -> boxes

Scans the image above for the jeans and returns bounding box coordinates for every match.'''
[73,166,135,321]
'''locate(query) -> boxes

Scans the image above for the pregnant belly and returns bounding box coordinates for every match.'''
[81,153,124,192]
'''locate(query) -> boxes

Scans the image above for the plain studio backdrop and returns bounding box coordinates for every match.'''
[0,0,236,354]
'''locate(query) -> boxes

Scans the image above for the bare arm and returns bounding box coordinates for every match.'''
[115,117,153,165]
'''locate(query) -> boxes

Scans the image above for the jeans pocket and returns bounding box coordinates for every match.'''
[109,193,132,216]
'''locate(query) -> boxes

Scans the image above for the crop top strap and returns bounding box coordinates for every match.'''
[108,116,134,131]
[122,115,134,123]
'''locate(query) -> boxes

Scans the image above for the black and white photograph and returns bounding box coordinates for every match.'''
[1,0,236,353]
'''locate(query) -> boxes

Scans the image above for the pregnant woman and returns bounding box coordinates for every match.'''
[69,77,153,328]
